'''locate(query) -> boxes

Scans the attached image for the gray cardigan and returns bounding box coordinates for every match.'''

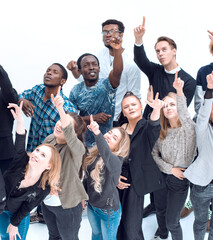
[152,95,196,174]
[184,98,213,186]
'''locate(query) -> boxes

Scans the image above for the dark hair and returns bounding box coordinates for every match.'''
[102,19,125,33]
[155,36,177,50]
[52,63,68,80]
[67,112,86,143]
[118,91,141,126]
[76,53,100,70]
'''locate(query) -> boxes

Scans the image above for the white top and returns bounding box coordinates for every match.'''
[43,194,62,207]
[77,47,141,120]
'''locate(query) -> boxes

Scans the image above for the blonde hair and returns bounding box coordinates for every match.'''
[26,143,61,193]
[160,92,181,140]
[83,127,130,194]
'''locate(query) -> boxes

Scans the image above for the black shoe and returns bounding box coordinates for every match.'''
[30,212,45,224]
[143,204,156,218]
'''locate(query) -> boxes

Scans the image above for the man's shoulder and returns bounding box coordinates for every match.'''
[179,68,195,81]
[198,63,213,74]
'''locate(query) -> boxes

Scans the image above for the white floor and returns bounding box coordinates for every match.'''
[27,195,210,240]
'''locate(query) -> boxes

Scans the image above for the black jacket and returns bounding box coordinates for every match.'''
[0,170,6,213]
[0,65,18,160]
[4,133,50,226]
[122,118,165,197]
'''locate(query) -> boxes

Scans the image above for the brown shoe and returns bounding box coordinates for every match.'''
[180,206,193,218]
[206,220,210,232]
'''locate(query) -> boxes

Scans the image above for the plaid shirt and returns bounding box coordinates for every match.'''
[19,84,77,152]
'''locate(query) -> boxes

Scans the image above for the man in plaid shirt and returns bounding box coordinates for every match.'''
[19,63,76,152]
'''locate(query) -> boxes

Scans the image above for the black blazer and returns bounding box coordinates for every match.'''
[126,118,165,197]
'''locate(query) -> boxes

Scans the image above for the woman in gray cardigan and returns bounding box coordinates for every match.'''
[152,72,196,240]
[41,87,88,240]
[184,72,213,240]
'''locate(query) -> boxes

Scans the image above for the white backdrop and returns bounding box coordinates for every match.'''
[1,0,213,114]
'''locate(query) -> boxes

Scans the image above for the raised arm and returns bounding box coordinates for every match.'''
[67,60,82,79]
[146,92,165,121]
[108,29,123,89]
[8,101,25,135]
[133,17,157,79]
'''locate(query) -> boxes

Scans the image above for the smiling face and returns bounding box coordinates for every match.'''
[155,41,177,70]
[29,145,52,171]
[104,128,122,152]
[80,55,100,86]
[43,64,66,88]
[122,95,142,121]
[163,96,178,120]
[54,116,75,144]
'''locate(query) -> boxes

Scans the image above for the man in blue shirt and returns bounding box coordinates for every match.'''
[19,63,76,152]
[69,33,123,147]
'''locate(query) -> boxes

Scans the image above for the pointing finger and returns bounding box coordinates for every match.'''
[142,16,145,28]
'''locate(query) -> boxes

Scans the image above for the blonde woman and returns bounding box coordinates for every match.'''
[0,102,61,240]
[83,115,130,240]
[152,72,196,240]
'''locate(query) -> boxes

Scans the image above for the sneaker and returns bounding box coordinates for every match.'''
[151,236,168,240]
[180,199,193,218]
[143,203,156,218]
[30,212,45,224]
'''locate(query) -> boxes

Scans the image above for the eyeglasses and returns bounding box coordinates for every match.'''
[101,29,121,36]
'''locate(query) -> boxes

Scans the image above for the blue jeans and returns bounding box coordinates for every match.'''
[0,210,30,240]
[191,183,213,240]
[87,203,121,240]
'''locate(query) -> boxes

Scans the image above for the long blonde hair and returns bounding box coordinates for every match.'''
[83,127,130,194]
[26,143,61,193]
[160,92,182,140]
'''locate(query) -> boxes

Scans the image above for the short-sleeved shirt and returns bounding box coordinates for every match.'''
[19,84,77,152]
[69,78,117,147]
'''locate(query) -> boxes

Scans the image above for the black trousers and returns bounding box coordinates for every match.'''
[117,185,144,240]
[42,202,82,240]
[154,174,189,240]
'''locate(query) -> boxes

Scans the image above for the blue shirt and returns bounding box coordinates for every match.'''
[19,84,77,152]
[69,78,117,147]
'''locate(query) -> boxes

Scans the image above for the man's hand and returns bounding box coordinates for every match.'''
[93,112,111,124]
[206,71,213,89]
[171,167,186,180]
[67,60,81,79]
[117,175,131,189]
[109,28,122,50]
[134,16,146,45]
[19,98,35,117]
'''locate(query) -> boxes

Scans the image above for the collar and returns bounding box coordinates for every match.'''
[164,65,181,74]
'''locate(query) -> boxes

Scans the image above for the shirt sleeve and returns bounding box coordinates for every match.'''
[0,65,18,105]
[94,133,123,184]
[126,63,141,99]
[152,140,173,174]
[134,44,157,83]
[10,188,49,226]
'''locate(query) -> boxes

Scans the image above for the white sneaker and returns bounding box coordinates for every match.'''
[151,236,168,240]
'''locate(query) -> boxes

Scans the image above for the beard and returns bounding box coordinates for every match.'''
[84,77,98,83]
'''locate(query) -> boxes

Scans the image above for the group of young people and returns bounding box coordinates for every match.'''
[0,16,213,240]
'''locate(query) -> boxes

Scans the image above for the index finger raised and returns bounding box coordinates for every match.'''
[90,114,94,123]
[142,16,145,28]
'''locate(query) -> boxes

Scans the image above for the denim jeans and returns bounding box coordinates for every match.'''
[191,183,213,240]
[87,202,121,240]
[42,202,82,240]
[0,210,30,240]
[154,174,189,240]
